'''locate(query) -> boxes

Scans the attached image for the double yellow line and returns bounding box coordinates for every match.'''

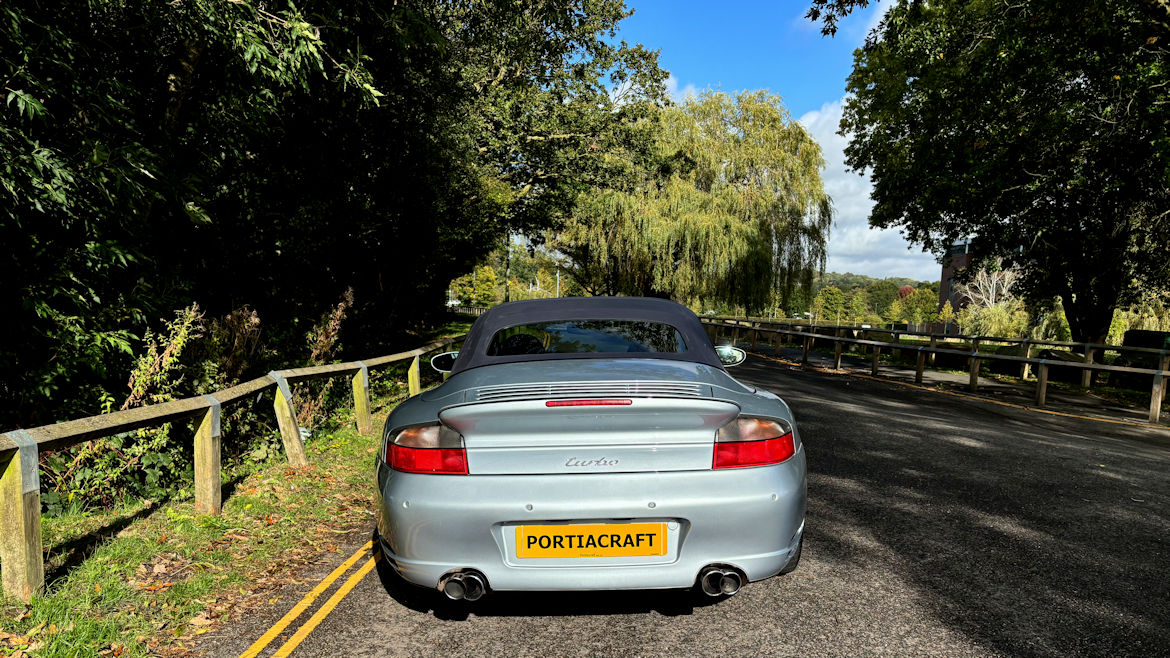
[240,541,380,658]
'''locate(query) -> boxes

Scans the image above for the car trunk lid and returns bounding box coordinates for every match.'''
[439,397,739,475]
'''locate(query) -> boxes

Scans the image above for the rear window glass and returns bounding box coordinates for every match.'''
[486,320,687,356]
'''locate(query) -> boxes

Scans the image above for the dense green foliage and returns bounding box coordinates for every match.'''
[557,92,832,308]
[555,90,832,314]
[1,0,664,429]
[840,0,1170,343]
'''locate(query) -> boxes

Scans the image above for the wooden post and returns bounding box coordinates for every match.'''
[969,353,981,392]
[833,338,843,370]
[352,362,371,435]
[408,356,421,397]
[193,397,222,515]
[1036,361,1049,407]
[269,372,308,467]
[1019,340,1032,380]
[801,337,810,366]
[1151,369,1165,424]
[929,335,938,366]
[871,346,881,376]
[1080,346,1095,388]
[0,431,44,602]
[732,326,740,348]
[916,348,926,384]
[751,325,759,351]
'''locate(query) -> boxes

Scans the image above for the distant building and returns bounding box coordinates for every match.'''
[939,241,972,309]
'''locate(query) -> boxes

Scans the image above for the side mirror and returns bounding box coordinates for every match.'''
[430,351,459,373]
[715,345,747,367]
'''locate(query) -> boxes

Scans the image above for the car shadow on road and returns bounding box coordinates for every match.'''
[372,548,720,620]
[737,358,1170,657]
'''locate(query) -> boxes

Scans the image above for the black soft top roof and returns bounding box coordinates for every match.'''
[451,297,722,374]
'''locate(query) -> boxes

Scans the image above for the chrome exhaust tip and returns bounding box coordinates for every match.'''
[699,567,725,597]
[440,570,488,601]
[440,574,466,600]
[698,565,744,597]
[462,572,486,602]
[718,571,742,596]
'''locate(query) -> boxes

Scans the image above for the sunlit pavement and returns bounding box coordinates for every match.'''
[201,357,1170,657]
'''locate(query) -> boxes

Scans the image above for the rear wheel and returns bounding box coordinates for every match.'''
[779,536,802,575]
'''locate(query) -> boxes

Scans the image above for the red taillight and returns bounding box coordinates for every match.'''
[545,399,633,407]
[386,424,467,475]
[713,433,795,469]
[389,444,468,475]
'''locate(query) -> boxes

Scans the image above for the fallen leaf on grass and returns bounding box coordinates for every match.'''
[188,615,214,627]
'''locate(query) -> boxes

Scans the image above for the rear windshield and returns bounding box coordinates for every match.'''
[486,320,687,356]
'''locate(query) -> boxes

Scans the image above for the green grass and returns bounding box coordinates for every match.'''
[0,321,469,656]
[0,395,400,657]
[0,396,406,657]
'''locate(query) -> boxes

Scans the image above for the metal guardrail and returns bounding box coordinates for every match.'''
[702,320,1166,425]
[0,335,464,601]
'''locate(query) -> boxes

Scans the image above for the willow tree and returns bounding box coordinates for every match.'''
[556,90,832,314]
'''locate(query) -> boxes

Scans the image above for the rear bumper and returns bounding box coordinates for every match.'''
[374,451,806,591]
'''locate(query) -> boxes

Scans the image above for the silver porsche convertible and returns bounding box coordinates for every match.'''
[374,297,806,601]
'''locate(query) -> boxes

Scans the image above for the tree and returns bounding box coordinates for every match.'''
[812,286,847,325]
[865,280,900,318]
[840,0,1170,345]
[938,300,956,330]
[0,0,664,427]
[956,264,1021,308]
[810,0,1170,36]
[556,90,833,313]
[846,290,870,324]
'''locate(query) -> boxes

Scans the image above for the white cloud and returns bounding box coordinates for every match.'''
[799,99,939,281]
[665,74,698,102]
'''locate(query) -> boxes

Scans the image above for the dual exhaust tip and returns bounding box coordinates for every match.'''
[440,566,741,600]
[698,565,743,597]
[440,570,487,601]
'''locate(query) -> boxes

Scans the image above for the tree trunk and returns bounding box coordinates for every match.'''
[1062,296,1114,350]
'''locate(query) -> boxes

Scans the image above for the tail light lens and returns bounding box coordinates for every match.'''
[386,424,468,475]
[713,418,795,469]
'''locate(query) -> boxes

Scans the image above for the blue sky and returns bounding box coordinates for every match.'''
[615,0,940,282]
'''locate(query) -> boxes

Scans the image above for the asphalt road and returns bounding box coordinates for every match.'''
[203,357,1170,657]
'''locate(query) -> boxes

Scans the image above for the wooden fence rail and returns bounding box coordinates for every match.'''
[0,335,463,602]
[702,320,1166,426]
[711,316,1170,360]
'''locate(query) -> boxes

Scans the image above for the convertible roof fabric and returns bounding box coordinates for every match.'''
[451,297,722,374]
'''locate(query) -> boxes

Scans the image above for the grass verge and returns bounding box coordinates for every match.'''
[0,392,408,658]
[0,319,471,657]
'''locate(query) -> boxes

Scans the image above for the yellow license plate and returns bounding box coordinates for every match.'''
[515,523,668,559]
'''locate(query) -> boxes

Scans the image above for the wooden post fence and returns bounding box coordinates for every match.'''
[0,431,43,602]
[1081,346,1096,389]
[0,334,462,602]
[1152,369,1165,424]
[1036,361,1049,407]
[193,397,222,515]
[352,362,371,435]
[408,356,422,397]
[269,371,309,468]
